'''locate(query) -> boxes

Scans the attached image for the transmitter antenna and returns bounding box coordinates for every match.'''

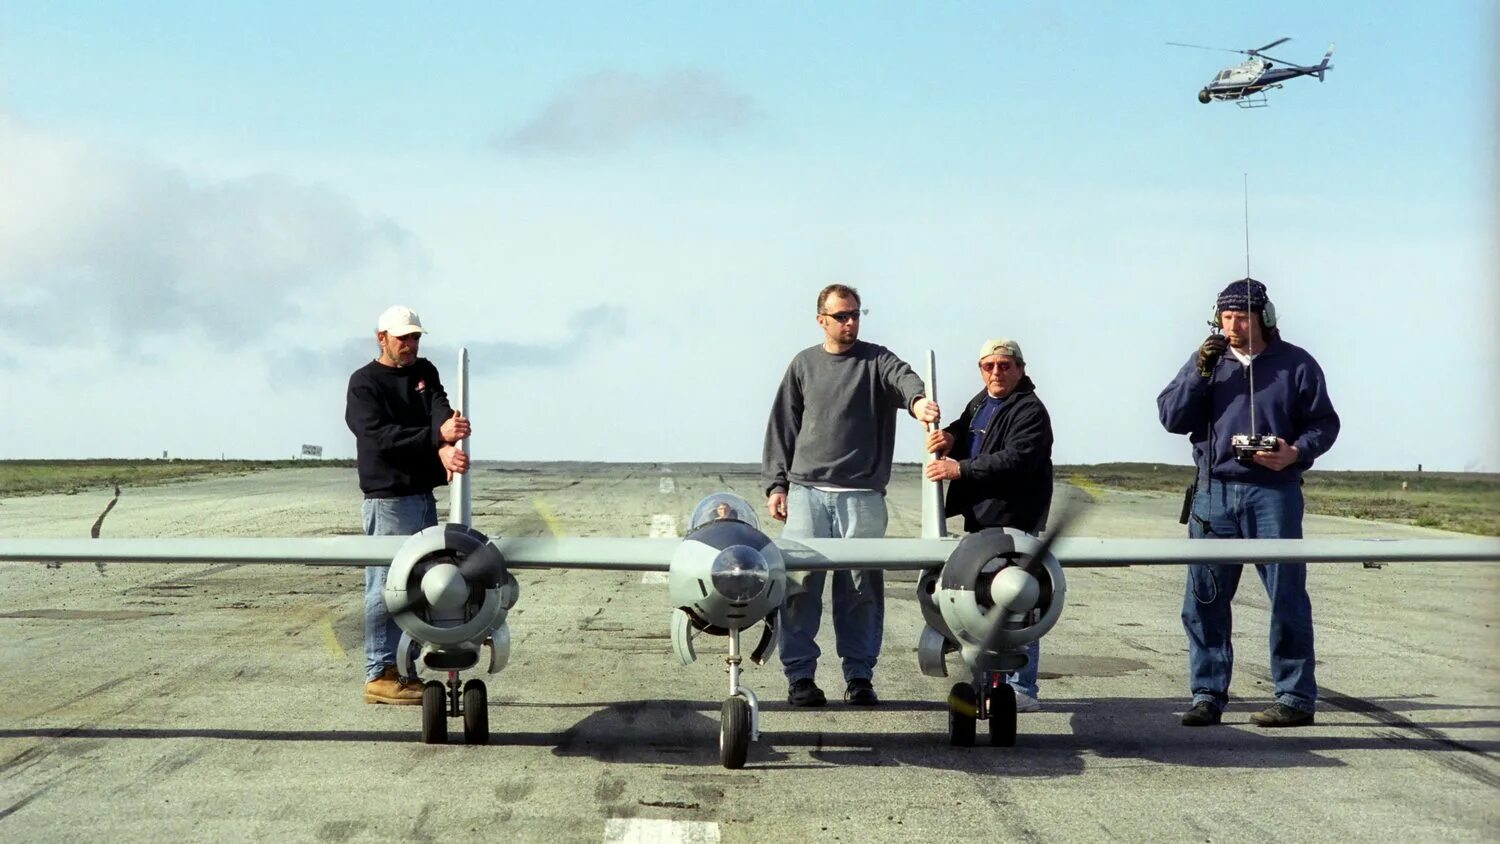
[1244,173,1258,439]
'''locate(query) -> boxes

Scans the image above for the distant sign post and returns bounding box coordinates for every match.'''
[301,445,323,459]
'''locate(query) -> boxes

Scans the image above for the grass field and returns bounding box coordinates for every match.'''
[0,459,353,498]
[2,459,1495,536]
[1058,462,1500,537]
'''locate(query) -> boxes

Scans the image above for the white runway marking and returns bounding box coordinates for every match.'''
[603,819,720,844]
[643,513,679,583]
[659,477,675,493]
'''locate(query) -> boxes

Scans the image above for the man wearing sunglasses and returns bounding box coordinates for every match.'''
[763,284,940,708]
[924,338,1054,712]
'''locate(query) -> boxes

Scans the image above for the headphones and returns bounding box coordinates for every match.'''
[1208,298,1277,329]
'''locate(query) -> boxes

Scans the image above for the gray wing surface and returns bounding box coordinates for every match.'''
[0,537,406,567]
[4,536,1495,572]
[1051,538,1500,566]
[773,537,1500,571]
[0,536,682,571]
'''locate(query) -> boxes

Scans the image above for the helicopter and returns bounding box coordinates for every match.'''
[1168,37,1335,108]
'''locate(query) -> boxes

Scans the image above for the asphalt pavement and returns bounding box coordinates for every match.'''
[1,464,1496,842]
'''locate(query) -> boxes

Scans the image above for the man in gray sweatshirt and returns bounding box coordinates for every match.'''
[762,284,940,707]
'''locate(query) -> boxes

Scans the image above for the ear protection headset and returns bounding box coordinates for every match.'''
[1208,295,1278,328]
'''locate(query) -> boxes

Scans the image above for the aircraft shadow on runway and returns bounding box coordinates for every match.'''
[6,696,1493,778]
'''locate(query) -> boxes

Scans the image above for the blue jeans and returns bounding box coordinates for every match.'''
[778,485,888,684]
[1183,481,1315,713]
[1009,640,1040,699]
[362,492,439,682]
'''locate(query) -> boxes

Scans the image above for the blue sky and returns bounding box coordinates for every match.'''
[2,2,1495,470]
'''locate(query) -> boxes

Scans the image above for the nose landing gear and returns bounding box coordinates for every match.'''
[947,671,1017,747]
[420,671,490,745]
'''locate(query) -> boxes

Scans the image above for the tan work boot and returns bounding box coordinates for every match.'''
[364,666,422,705]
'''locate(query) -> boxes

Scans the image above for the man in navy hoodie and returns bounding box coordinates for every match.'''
[1158,279,1339,728]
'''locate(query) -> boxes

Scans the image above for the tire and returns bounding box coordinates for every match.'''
[989,683,1018,747]
[463,679,489,745]
[720,696,751,769]
[421,681,447,745]
[948,682,977,747]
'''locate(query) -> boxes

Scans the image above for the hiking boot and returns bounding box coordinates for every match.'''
[1014,691,1041,713]
[1250,702,1315,728]
[787,678,827,707]
[364,666,422,705]
[844,678,879,706]
[1181,701,1222,727]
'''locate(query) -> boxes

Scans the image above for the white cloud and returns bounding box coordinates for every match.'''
[0,112,429,359]
[501,68,758,154]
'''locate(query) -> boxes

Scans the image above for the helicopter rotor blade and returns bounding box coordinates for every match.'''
[1249,36,1292,55]
[1166,41,1248,55]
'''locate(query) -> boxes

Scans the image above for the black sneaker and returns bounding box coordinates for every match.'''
[844,678,879,706]
[1181,701,1222,727]
[1250,702,1314,728]
[787,678,827,707]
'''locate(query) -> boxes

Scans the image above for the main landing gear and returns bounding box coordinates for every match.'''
[947,670,1017,747]
[421,671,489,745]
[718,626,759,769]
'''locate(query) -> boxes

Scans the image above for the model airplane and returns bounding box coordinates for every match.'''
[2,349,1497,769]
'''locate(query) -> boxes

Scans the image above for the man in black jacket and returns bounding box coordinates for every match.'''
[924,337,1054,710]
[345,305,471,704]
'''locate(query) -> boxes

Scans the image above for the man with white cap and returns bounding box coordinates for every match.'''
[345,305,472,704]
[925,337,1054,711]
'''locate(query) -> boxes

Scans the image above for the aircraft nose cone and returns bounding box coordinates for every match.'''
[990,566,1040,613]
[421,562,469,613]
[710,545,770,602]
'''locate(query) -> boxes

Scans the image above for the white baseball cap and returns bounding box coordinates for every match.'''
[377,305,425,337]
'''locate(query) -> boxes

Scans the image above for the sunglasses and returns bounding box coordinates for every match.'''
[979,360,1016,374]
[820,309,867,323]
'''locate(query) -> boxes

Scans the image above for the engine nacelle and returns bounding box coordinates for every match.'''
[915,527,1066,676]
[667,494,786,665]
[383,524,517,652]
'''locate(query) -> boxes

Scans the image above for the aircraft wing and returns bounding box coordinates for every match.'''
[3,535,1496,573]
[772,536,1500,571]
[1049,537,1500,567]
[0,537,408,567]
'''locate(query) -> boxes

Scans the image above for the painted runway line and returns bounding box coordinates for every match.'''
[603,818,720,844]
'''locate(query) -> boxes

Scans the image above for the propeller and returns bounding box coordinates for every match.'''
[972,491,1090,667]
[1167,36,1292,58]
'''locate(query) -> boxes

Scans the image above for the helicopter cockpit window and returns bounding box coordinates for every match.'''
[689,493,760,531]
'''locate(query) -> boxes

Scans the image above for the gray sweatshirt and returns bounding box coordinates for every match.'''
[762,340,927,496]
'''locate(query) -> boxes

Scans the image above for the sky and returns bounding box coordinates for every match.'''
[2,2,1496,471]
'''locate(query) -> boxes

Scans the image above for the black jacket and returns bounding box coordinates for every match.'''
[345,358,453,498]
[941,377,1054,533]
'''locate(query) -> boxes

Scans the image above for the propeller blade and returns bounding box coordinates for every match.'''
[1166,41,1248,55]
[1250,36,1291,54]
[457,538,507,587]
[975,496,1088,662]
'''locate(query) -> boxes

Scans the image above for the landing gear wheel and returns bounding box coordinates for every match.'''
[948,682,977,747]
[720,696,751,769]
[988,683,1017,747]
[462,679,489,745]
[421,681,447,744]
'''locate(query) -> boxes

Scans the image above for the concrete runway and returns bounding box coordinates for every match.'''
[1,463,1496,842]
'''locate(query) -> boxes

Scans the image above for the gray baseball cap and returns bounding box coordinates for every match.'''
[978,337,1023,363]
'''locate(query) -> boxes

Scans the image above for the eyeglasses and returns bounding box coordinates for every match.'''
[820,309,867,323]
[979,360,1016,374]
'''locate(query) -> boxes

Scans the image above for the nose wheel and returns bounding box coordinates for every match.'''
[420,672,490,745]
[947,672,1017,747]
[718,626,760,769]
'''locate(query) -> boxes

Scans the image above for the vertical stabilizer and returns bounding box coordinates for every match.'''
[450,346,472,527]
[1316,42,1335,81]
[921,349,948,539]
